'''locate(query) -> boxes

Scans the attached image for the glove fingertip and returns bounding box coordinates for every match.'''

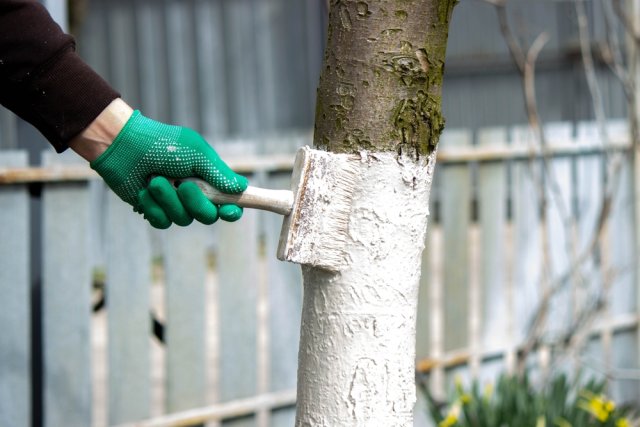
[147,216,172,229]
[218,204,243,222]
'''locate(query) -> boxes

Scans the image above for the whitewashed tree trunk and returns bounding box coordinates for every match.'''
[296,150,437,426]
[295,0,456,424]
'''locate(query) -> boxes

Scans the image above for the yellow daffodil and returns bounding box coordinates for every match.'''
[439,413,458,427]
[578,393,615,422]
[439,403,461,427]
[616,418,630,427]
[460,393,472,405]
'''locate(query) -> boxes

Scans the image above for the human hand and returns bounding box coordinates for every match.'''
[90,110,248,229]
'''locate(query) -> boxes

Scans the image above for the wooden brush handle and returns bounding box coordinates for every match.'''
[165,177,294,216]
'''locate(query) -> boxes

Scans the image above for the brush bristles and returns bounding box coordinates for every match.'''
[277,147,360,272]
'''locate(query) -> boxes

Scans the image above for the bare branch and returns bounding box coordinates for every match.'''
[613,0,640,46]
[523,32,549,139]
[493,1,526,72]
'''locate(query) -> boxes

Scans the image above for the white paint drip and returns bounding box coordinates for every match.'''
[295,150,437,426]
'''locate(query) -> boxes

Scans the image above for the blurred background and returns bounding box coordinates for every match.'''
[0,0,639,426]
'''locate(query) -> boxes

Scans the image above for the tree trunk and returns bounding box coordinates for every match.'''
[296,1,456,425]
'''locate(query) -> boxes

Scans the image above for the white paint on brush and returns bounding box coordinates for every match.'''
[278,147,360,272]
[295,150,437,426]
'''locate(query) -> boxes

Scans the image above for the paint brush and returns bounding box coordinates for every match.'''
[166,146,359,272]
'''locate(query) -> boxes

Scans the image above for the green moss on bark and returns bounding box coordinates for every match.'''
[315,0,457,156]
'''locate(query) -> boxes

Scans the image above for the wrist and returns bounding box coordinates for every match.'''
[69,98,134,162]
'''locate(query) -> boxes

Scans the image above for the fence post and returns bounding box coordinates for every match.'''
[440,130,472,381]
[627,0,640,402]
[218,209,260,427]
[164,225,209,415]
[543,124,574,356]
[42,151,92,427]
[477,127,509,379]
[106,191,152,424]
[264,167,303,427]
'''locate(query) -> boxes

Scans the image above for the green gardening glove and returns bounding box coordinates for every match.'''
[91,110,248,229]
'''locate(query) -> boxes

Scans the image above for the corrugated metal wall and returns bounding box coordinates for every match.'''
[77,0,326,141]
[0,0,629,152]
[443,0,627,130]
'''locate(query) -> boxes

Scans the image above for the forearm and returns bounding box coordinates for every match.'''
[68,98,133,162]
[0,0,120,152]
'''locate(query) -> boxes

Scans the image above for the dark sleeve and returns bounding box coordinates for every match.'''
[0,0,120,152]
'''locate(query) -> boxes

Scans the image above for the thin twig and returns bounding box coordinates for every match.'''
[602,0,636,102]
[481,0,629,378]
[612,0,640,46]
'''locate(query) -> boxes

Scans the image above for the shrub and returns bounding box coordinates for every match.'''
[422,372,635,427]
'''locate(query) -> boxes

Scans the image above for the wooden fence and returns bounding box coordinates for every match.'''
[0,123,639,427]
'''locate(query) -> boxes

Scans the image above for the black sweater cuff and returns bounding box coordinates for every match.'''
[1,45,120,152]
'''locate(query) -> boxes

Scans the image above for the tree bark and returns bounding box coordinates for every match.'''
[296,1,456,425]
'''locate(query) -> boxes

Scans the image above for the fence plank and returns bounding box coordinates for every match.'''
[0,151,30,427]
[511,126,543,348]
[42,151,92,427]
[163,225,209,414]
[264,171,302,427]
[218,210,260,427]
[604,122,640,403]
[477,128,508,360]
[106,193,152,424]
[574,123,606,378]
[440,130,472,354]
[416,224,435,363]
[543,124,574,346]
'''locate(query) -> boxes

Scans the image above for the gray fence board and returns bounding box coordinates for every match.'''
[575,123,605,318]
[42,151,92,427]
[478,128,509,352]
[511,127,543,344]
[0,151,30,427]
[606,121,639,402]
[164,224,209,413]
[265,171,302,426]
[218,210,260,427]
[440,130,472,352]
[544,124,574,339]
[416,230,434,363]
[608,145,637,314]
[106,193,152,424]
